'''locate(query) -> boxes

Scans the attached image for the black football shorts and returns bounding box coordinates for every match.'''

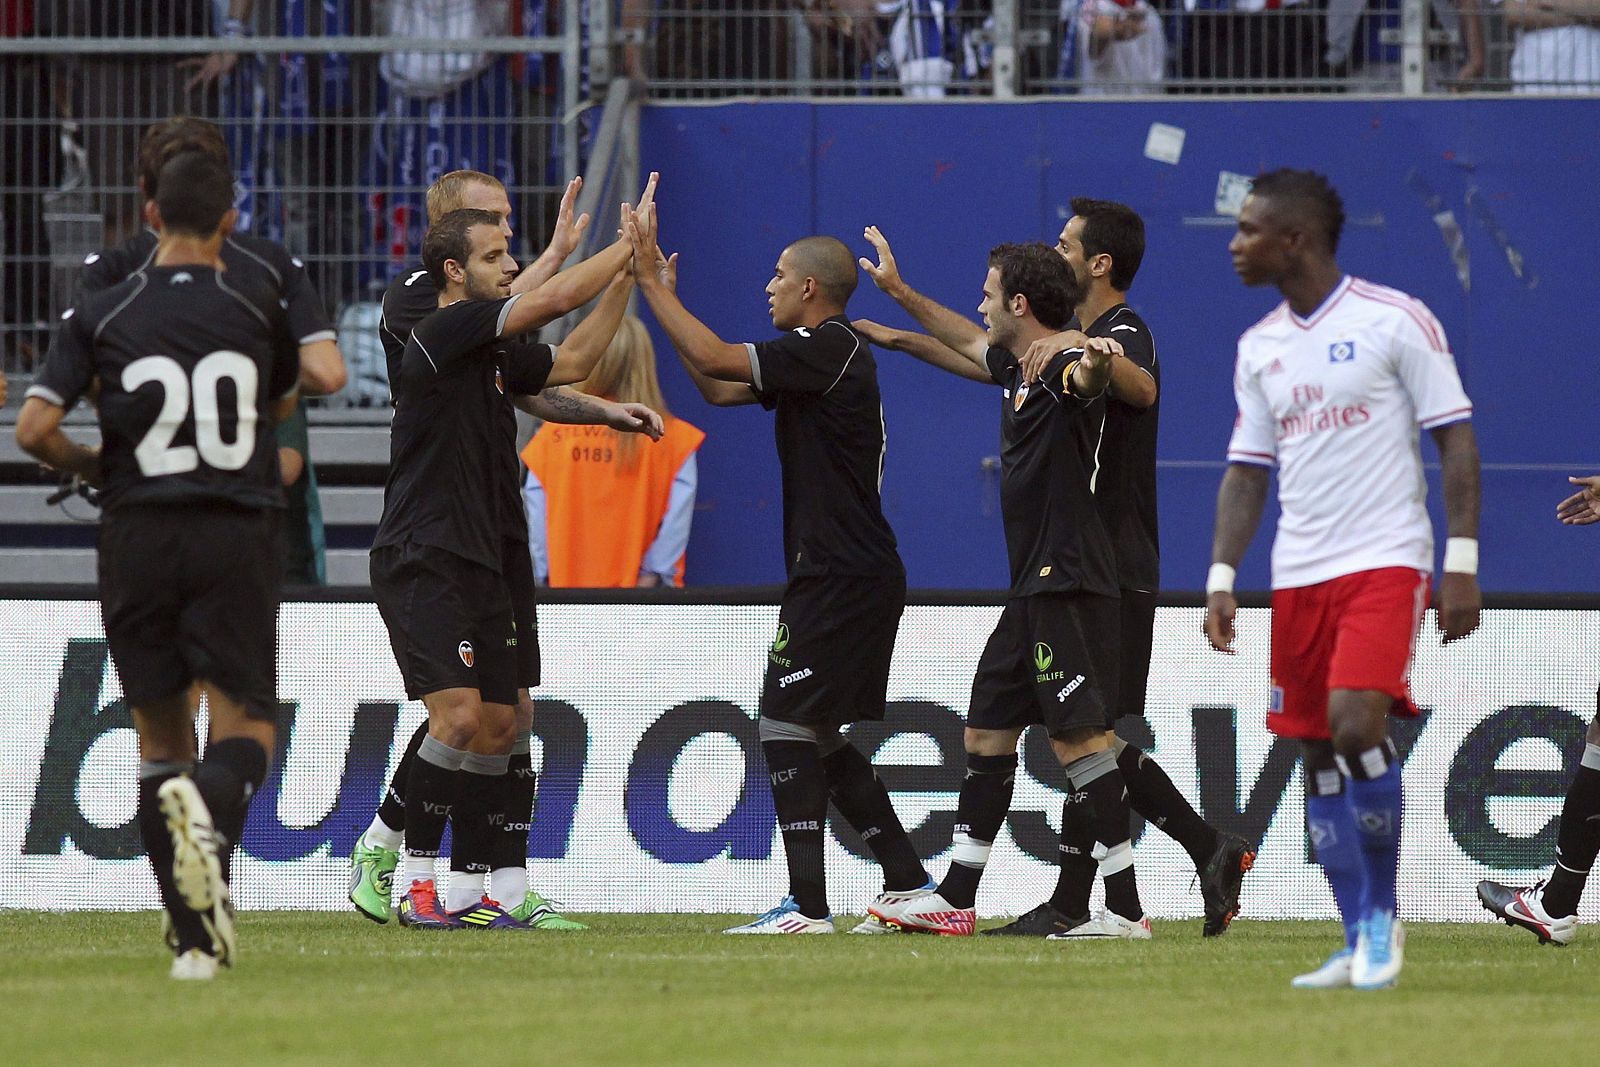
[1112,589,1157,726]
[371,542,517,706]
[98,502,282,720]
[760,573,907,728]
[966,592,1120,736]
[501,536,540,691]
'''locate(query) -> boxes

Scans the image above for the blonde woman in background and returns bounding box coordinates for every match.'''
[522,316,705,587]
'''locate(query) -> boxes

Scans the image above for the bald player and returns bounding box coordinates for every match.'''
[627,210,935,933]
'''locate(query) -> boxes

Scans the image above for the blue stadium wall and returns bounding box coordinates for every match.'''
[639,98,1600,592]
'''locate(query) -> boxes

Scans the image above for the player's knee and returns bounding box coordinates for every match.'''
[1586,712,1600,747]
[1048,725,1108,764]
[424,691,481,748]
[963,726,1021,757]
[473,703,518,753]
[515,690,536,733]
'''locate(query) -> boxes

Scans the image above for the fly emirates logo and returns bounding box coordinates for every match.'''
[1276,383,1369,442]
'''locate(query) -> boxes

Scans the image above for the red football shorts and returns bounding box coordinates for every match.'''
[1267,567,1431,740]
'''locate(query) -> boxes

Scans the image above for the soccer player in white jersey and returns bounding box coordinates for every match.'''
[1203,169,1482,990]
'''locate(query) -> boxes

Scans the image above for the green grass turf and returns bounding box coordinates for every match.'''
[1,912,1590,1066]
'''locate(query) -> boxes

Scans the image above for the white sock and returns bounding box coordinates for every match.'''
[363,815,403,852]
[402,853,435,889]
[489,866,527,907]
[446,871,485,912]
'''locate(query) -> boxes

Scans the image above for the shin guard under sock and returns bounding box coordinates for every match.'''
[821,741,928,892]
[762,739,830,919]
[938,752,1018,910]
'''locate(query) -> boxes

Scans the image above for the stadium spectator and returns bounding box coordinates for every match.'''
[881,0,962,97]
[34,1,219,242]
[1061,0,1166,93]
[1323,0,1486,87]
[2,0,53,368]
[522,315,705,588]
[621,0,794,91]
[1501,0,1600,91]
[1176,0,1325,89]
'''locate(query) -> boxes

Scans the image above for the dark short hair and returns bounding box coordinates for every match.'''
[784,235,858,307]
[988,242,1078,330]
[138,116,228,198]
[1250,169,1346,253]
[1070,197,1146,292]
[422,208,502,288]
[154,151,235,237]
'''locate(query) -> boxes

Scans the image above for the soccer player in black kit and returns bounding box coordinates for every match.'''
[350,169,661,929]
[853,231,1150,939]
[372,206,635,928]
[16,152,336,979]
[625,206,934,933]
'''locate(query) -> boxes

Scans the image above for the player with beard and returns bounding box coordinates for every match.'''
[350,172,662,929]
[853,232,1148,939]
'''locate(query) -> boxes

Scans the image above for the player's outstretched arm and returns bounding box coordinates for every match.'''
[511,176,592,296]
[1432,420,1482,643]
[503,172,659,330]
[1204,462,1270,653]
[627,207,754,389]
[1556,474,1600,526]
[858,226,989,374]
[517,387,664,439]
[853,319,992,384]
[15,397,102,485]
[1067,336,1119,397]
[547,269,635,387]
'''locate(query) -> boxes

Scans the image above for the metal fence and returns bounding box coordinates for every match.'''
[2,0,1595,400]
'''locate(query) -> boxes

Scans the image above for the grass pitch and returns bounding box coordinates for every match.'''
[3,912,1590,1066]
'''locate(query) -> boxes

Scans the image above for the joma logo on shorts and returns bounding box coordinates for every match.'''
[1056,675,1086,702]
[777,668,813,689]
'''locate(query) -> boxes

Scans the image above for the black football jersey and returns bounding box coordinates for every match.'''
[1083,305,1160,592]
[984,345,1119,598]
[30,266,300,510]
[372,294,554,572]
[80,229,334,348]
[379,265,440,389]
[748,316,903,579]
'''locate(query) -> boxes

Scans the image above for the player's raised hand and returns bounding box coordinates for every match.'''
[652,249,679,293]
[610,401,665,441]
[1020,328,1089,383]
[851,319,899,350]
[1204,591,1238,654]
[858,226,907,298]
[1557,474,1600,525]
[623,201,659,274]
[1435,572,1482,643]
[634,170,660,216]
[550,176,592,261]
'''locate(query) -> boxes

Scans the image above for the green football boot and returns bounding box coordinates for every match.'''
[349,837,400,923]
[508,889,588,930]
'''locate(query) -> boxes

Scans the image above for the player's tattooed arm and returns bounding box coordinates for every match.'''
[15,398,103,486]
[1432,420,1482,643]
[1204,463,1270,654]
[517,386,665,439]
[858,226,989,374]
[854,319,992,384]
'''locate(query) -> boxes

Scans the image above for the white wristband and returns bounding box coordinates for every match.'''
[1206,563,1236,596]
[1443,537,1479,575]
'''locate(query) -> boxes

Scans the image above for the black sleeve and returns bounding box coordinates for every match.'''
[268,316,302,401]
[1113,319,1159,390]
[78,251,124,296]
[501,341,556,396]
[28,306,97,410]
[277,251,335,344]
[410,296,519,373]
[748,323,857,395]
[984,345,1015,386]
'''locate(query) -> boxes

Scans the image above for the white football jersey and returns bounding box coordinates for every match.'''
[1226,275,1472,589]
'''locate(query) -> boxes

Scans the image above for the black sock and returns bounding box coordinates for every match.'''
[821,741,928,892]
[1047,787,1097,918]
[139,762,210,954]
[938,752,1017,910]
[192,737,269,884]
[1068,750,1142,921]
[378,721,429,833]
[447,767,498,892]
[1118,742,1218,869]
[403,735,466,878]
[763,739,830,919]
[1543,744,1600,917]
[490,744,537,873]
